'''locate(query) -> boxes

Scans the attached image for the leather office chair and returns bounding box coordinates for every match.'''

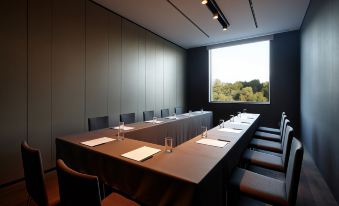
[88,116,109,131]
[230,138,303,206]
[56,159,139,206]
[254,115,287,142]
[21,141,60,206]
[257,112,286,134]
[120,113,136,124]
[174,107,184,115]
[243,125,294,173]
[143,110,154,121]
[161,108,169,118]
[249,119,290,153]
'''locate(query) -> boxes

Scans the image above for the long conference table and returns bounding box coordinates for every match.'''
[56,111,260,206]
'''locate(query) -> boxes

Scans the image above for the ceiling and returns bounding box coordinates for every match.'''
[93,0,310,49]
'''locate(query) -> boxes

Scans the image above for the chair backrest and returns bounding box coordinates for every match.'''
[281,125,294,170]
[280,118,290,144]
[88,116,109,131]
[143,110,154,121]
[161,108,169,118]
[174,107,184,115]
[56,159,102,206]
[285,138,304,206]
[279,114,287,135]
[120,113,136,124]
[21,141,49,206]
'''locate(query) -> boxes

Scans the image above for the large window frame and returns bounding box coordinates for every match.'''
[208,39,271,104]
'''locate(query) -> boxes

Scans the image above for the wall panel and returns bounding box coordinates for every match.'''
[301,0,339,201]
[52,0,86,163]
[108,12,122,126]
[121,20,139,115]
[145,33,156,111]
[137,28,146,121]
[85,1,109,122]
[0,0,27,185]
[155,37,164,117]
[28,0,52,169]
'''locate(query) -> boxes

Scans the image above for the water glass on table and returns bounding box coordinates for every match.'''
[165,137,173,153]
[152,116,157,124]
[201,126,207,138]
[219,119,225,128]
[230,115,235,122]
[118,122,125,141]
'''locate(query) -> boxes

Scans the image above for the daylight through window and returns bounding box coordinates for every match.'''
[209,40,270,103]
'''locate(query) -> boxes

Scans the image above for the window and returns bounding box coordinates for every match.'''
[209,40,270,103]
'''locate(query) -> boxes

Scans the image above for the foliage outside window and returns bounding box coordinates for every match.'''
[209,40,270,103]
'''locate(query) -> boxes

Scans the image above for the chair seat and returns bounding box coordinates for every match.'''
[102,192,139,206]
[254,131,281,142]
[254,149,282,157]
[230,168,288,206]
[248,165,285,181]
[257,126,280,134]
[250,139,282,153]
[243,150,284,172]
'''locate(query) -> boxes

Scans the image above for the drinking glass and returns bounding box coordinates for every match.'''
[237,111,241,118]
[242,109,247,114]
[219,119,225,128]
[165,137,173,153]
[230,115,235,122]
[153,116,157,124]
[189,110,192,116]
[200,108,204,113]
[118,122,124,141]
[173,113,176,119]
[201,126,207,138]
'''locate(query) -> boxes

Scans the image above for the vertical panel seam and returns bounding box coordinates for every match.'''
[26,0,29,143]
[50,0,54,165]
[84,0,87,130]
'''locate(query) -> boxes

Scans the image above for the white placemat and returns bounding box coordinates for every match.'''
[112,126,135,131]
[196,138,229,148]
[81,137,116,147]
[218,128,243,133]
[121,146,161,162]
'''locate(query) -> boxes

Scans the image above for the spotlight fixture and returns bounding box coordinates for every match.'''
[212,12,218,19]
[204,0,230,30]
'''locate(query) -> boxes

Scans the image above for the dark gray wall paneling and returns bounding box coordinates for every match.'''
[0,0,27,185]
[186,31,300,135]
[28,0,52,169]
[85,1,109,120]
[155,37,164,117]
[0,0,186,185]
[108,12,122,126]
[145,33,157,112]
[137,29,146,121]
[121,19,139,116]
[51,0,86,164]
[301,0,339,202]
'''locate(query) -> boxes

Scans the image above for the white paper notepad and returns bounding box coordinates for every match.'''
[196,139,229,148]
[121,146,161,162]
[228,121,251,125]
[112,126,135,131]
[145,120,164,124]
[218,128,243,133]
[165,116,178,120]
[81,137,116,147]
